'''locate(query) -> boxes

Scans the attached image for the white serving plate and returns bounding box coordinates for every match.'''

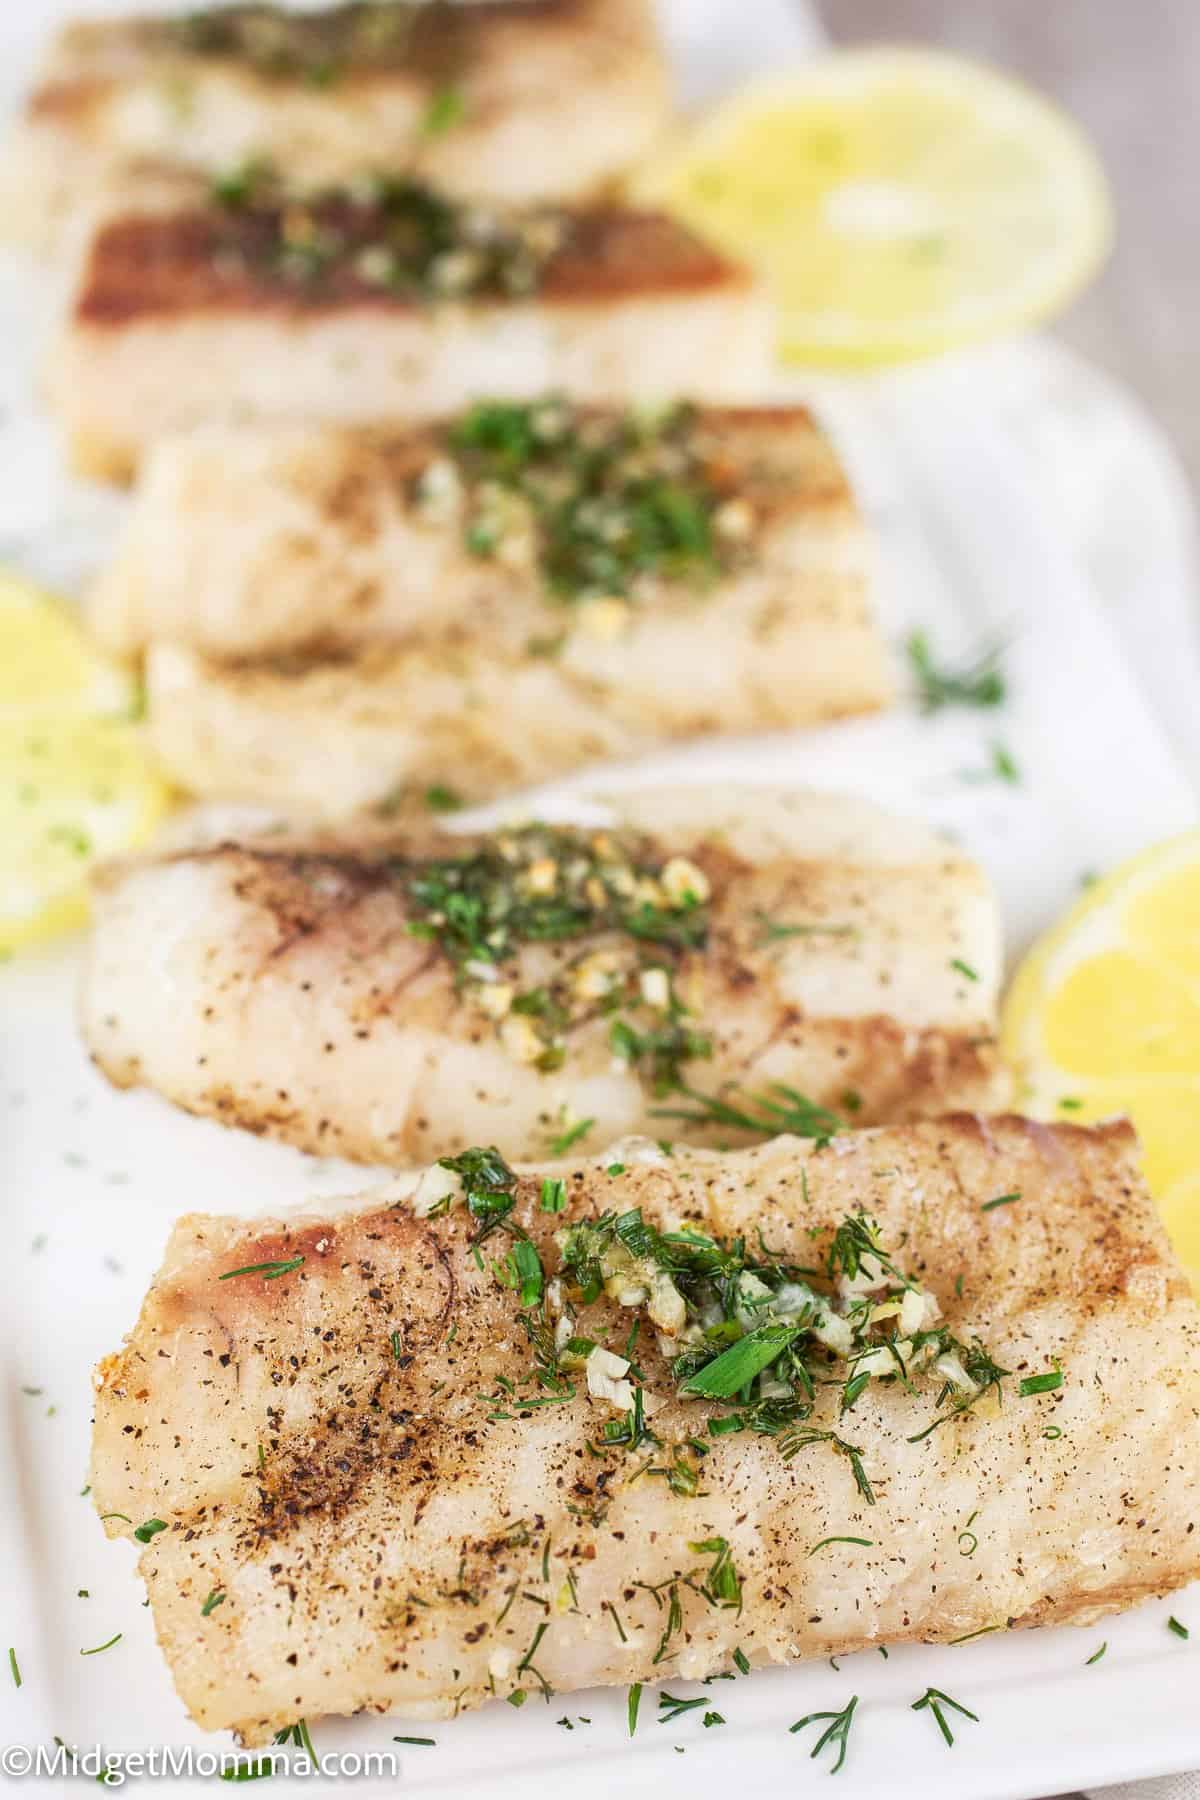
[2,4,1199,1797]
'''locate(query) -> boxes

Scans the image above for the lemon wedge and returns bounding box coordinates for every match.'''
[634,48,1113,365]
[0,573,171,953]
[1002,833,1200,1292]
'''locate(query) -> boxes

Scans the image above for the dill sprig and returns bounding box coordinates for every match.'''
[907,631,1006,713]
[654,1082,841,1142]
[911,1686,979,1748]
[790,1695,859,1774]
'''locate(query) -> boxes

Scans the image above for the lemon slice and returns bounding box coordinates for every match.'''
[0,573,171,953]
[0,570,136,719]
[1002,833,1200,1292]
[634,48,1113,364]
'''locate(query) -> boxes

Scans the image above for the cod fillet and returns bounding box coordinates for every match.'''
[82,787,1006,1163]
[48,181,770,482]
[90,403,875,664]
[90,1117,1200,1744]
[1,0,670,251]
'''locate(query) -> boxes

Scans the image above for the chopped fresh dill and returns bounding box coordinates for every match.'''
[907,631,1006,714]
[422,86,465,137]
[654,1083,841,1143]
[658,1693,706,1724]
[218,1256,304,1282]
[980,1192,1020,1212]
[754,910,859,946]
[990,741,1021,784]
[550,1117,594,1156]
[911,1686,979,1748]
[423,783,463,813]
[789,1695,858,1774]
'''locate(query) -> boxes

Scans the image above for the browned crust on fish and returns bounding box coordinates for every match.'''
[72,204,751,327]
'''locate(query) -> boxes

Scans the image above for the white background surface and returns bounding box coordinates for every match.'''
[2,3,1199,1797]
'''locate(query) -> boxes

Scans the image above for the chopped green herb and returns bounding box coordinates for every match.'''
[201,1589,226,1617]
[790,1695,858,1774]
[551,1117,594,1156]
[655,1082,840,1143]
[7,1648,20,1688]
[911,1686,979,1748]
[950,958,979,982]
[80,1633,123,1656]
[422,85,465,137]
[981,1192,1020,1212]
[507,1689,527,1709]
[1058,1097,1083,1112]
[754,911,858,946]
[133,1518,168,1544]
[505,1239,544,1309]
[447,399,742,609]
[439,1145,518,1242]
[809,1536,873,1556]
[990,741,1021,784]
[1168,1616,1190,1640]
[1019,1370,1063,1397]
[907,631,1006,714]
[658,1693,706,1724]
[627,1683,643,1737]
[703,1711,725,1727]
[516,1620,553,1700]
[218,1256,304,1282]
[689,1538,742,1612]
[948,1623,1002,1645]
[733,1647,750,1675]
[680,1323,801,1399]
[539,1177,567,1214]
[1085,1641,1107,1665]
[602,1601,627,1643]
[393,1735,437,1746]
[606,1163,626,1177]
[423,783,463,813]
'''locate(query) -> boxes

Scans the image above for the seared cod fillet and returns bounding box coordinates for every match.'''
[1,0,670,251]
[82,787,1007,1163]
[90,1118,1200,1743]
[92,403,875,664]
[48,181,770,482]
[109,397,888,811]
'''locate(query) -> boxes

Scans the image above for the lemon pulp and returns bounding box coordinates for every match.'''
[0,573,170,953]
[1002,833,1200,1292]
